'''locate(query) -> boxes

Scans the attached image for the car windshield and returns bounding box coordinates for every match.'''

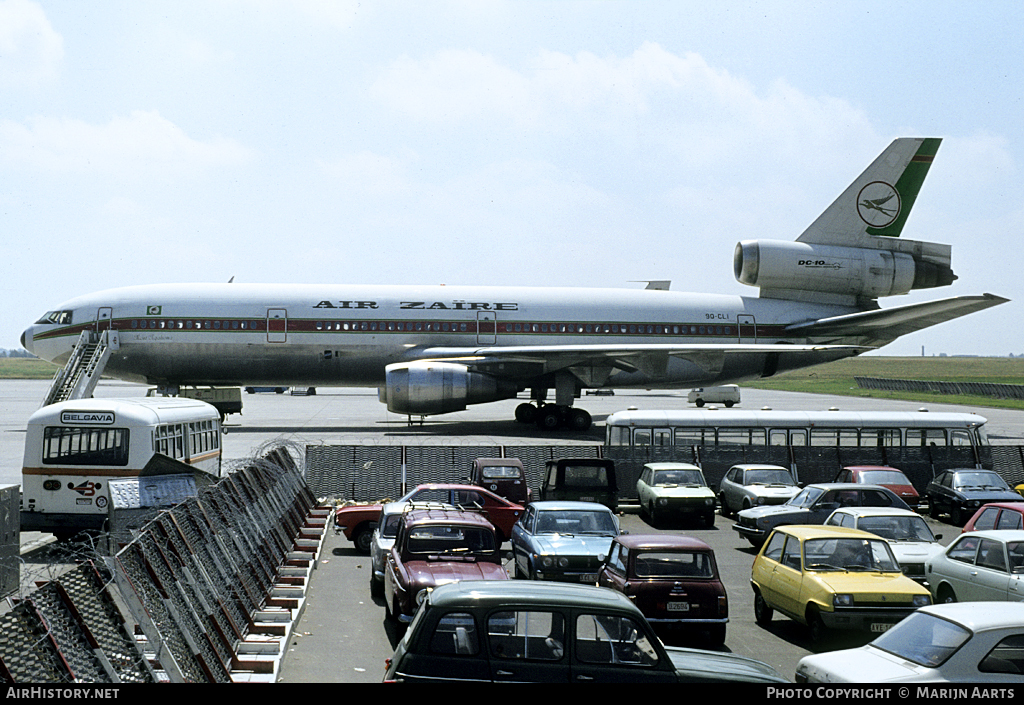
[857,515,936,542]
[535,509,617,536]
[785,487,824,508]
[652,469,704,487]
[745,469,795,486]
[481,466,521,480]
[562,466,609,488]
[406,525,495,555]
[871,611,971,668]
[803,537,901,572]
[634,551,713,578]
[954,472,1010,491]
[860,470,910,485]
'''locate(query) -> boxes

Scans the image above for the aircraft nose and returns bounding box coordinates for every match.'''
[21,328,33,355]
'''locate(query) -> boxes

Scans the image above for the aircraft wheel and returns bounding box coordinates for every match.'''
[515,403,537,424]
[536,406,562,431]
[567,408,592,432]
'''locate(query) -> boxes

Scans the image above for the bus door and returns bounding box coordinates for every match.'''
[477,311,496,345]
[737,314,756,344]
[267,309,288,343]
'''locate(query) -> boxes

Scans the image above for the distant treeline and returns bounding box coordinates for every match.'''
[0,349,34,358]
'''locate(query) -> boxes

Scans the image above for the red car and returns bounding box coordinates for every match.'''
[961,501,1024,533]
[597,534,728,646]
[833,466,920,508]
[383,508,508,623]
[335,483,525,553]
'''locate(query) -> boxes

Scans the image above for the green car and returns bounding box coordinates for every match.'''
[383,581,787,683]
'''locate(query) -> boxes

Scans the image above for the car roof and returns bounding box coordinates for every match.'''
[805,483,891,491]
[830,506,922,518]
[958,529,1024,542]
[529,500,616,512]
[381,500,454,516]
[613,534,712,551]
[403,508,495,528]
[918,602,1024,632]
[644,462,702,471]
[771,525,883,541]
[842,465,904,472]
[974,501,1024,511]
[426,579,639,613]
[730,464,789,471]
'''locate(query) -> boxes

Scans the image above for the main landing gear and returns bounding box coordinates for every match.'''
[514,403,592,433]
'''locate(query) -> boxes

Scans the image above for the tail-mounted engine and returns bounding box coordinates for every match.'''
[734,240,956,304]
[379,361,519,416]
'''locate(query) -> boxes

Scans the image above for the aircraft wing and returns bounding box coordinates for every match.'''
[412,342,869,381]
[783,293,1009,342]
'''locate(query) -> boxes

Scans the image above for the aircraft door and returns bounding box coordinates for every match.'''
[96,307,113,333]
[737,314,756,343]
[267,309,288,343]
[477,311,496,345]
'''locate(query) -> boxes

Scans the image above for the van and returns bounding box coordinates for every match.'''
[687,385,740,407]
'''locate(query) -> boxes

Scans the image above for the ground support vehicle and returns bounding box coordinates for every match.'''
[383,581,787,683]
[687,385,740,407]
[750,525,932,642]
[636,463,716,526]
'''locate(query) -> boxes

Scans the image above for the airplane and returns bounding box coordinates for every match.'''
[21,138,1008,433]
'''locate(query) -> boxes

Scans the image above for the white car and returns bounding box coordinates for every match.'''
[636,462,716,526]
[796,602,1024,682]
[925,529,1024,604]
[717,464,800,518]
[369,500,453,596]
[824,506,945,585]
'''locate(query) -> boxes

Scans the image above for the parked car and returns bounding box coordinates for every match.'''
[383,580,787,683]
[467,457,532,505]
[383,508,508,623]
[824,506,944,585]
[597,534,728,645]
[687,385,740,408]
[370,500,454,597]
[511,501,621,582]
[833,466,920,508]
[718,464,800,518]
[541,458,618,511]
[334,483,525,552]
[924,529,1024,604]
[733,483,912,548]
[795,602,1024,683]
[636,463,716,526]
[962,501,1024,533]
[750,525,932,642]
[925,469,1021,526]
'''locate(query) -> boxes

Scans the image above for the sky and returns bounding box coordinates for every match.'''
[2,0,1022,356]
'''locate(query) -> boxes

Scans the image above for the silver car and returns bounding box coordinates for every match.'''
[825,506,945,584]
[717,464,799,518]
[925,529,1024,604]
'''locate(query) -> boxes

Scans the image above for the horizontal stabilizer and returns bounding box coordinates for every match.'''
[784,293,1009,341]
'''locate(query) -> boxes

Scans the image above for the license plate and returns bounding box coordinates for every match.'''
[579,496,595,502]
[667,602,690,612]
[580,574,597,583]
[871,622,894,633]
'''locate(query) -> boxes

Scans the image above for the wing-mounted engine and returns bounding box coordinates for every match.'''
[734,239,956,305]
[379,361,519,416]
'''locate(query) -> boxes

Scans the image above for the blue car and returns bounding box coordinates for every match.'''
[511,500,621,582]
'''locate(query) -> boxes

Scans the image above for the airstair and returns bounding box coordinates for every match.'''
[42,329,116,406]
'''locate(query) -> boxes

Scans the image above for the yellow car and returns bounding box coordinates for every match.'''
[750,525,932,642]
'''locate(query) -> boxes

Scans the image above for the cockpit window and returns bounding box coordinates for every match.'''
[35,310,73,325]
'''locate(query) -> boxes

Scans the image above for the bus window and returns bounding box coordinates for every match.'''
[718,428,764,445]
[860,429,899,447]
[950,430,973,447]
[907,429,946,447]
[837,430,859,447]
[652,429,672,446]
[810,428,840,447]
[42,427,130,467]
[607,426,630,447]
[769,430,788,446]
[633,429,653,446]
[674,429,708,446]
[789,431,807,447]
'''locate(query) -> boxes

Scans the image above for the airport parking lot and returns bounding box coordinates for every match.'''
[4,379,1023,683]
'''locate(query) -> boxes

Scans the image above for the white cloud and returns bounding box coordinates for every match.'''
[0,0,63,87]
[0,109,253,176]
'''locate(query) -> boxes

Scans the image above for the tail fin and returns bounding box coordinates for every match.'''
[797,138,941,246]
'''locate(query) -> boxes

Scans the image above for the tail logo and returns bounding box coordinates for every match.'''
[857,181,901,228]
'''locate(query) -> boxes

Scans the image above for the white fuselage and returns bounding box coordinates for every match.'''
[22,282,862,390]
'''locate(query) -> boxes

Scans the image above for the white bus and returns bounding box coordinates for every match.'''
[605,408,989,451]
[21,397,222,538]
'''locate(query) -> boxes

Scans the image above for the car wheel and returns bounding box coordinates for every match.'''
[353,526,373,554]
[753,591,773,625]
[706,624,726,647]
[950,505,964,526]
[929,500,940,519]
[370,571,383,598]
[938,585,957,604]
[718,495,732,518]
[704,509,715,527]
[806,606,828,643]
